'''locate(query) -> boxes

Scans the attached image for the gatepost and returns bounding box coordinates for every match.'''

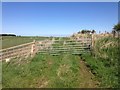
[31,40,38,57]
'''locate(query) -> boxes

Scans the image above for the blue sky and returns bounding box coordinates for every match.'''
[2,2,118,36]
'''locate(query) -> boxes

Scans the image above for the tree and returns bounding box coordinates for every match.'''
[81,30,85,34]
[91,30,96,34]
[112,23,120,37]
[113,23,120,32]
[80,30,91,34]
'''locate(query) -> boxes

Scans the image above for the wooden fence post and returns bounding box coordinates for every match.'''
[31,40,37,57]
[91,34,94,56]
[92,34,94,47]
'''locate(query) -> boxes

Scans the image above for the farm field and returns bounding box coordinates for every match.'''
[1,36,50,49]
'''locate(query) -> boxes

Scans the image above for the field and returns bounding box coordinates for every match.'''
[1,35,120,88]
[1,36,50,49]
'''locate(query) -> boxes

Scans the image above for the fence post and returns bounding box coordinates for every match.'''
[31,40,37,57]
[92,34,94,47]
[91,34,96,57]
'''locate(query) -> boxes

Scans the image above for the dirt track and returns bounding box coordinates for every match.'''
[79,60,99,88]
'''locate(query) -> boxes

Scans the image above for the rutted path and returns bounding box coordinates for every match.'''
[79,60,99,88]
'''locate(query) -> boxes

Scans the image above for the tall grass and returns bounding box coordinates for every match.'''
[82,36,119,88]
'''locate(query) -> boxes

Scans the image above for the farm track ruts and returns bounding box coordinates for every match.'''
[79,59,99,88]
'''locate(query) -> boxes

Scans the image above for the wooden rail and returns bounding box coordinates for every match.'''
[38,38,92,55]
[0,37,92,61]
[0,41,36,61]
[0,39,52,61]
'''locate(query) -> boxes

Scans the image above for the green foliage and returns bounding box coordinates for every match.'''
[91,30,96,34]
[113,23,120,32]
[80,30,91,34]
[78,29,96,34]
[82,37,119,88]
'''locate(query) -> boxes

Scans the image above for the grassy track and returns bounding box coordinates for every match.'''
[2,53,98,88]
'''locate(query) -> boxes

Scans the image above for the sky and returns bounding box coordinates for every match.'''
[2,2,118,36]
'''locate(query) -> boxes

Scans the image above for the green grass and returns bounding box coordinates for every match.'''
[2,52,99,88]
[81,37,119,88]
[1,36,49,49]
[3,55,79,87]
